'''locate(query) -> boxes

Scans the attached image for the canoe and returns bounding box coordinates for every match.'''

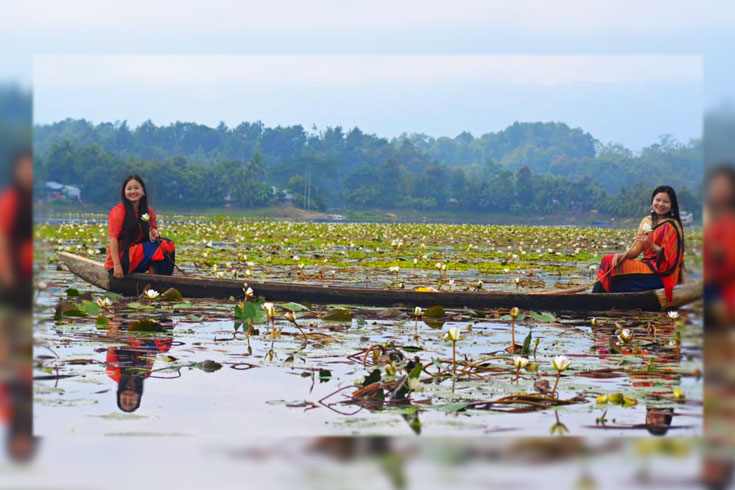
[57,252,702,312]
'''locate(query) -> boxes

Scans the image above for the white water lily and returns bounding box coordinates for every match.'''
[444,327,461,342]
[641,222,653,234]
[514,277,521,285]
[618,328,633,342]
[284,311,297,323]
[413,258,418,265]
[512,356,529,370]
[144,289,160,300]
[551,355,571,372]
[140,213,151,222]
[509,306,520,318]
[435,262,442,270]
[243,286,254,298]
[262,302,276,319]
[406,377,424,392]
[590,317,597,327]
[95,297,112,308]
[503,268,510,274]
[389,266,400,273]
[667,311,679,320]
[413,306,423,317]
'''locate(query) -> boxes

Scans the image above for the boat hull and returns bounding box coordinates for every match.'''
[57,252,702,311]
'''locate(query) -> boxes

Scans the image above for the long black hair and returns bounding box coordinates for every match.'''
[115,347,146,413]
[650,185,685,280]
[119,175,151,271]
[9,148,32,243]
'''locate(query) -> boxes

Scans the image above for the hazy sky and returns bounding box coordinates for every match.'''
[33,54,702,150]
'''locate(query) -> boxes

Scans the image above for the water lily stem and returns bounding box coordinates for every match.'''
[511,319,516,349]
[452,341,457,374]
[552,372,561,397]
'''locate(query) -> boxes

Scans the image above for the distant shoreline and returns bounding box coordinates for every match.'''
[35,202,699,228]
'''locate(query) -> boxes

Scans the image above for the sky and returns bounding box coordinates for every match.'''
[33,54,702,150]
[2,1,734,148]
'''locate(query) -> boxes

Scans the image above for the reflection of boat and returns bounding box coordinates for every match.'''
[58,252,702,312]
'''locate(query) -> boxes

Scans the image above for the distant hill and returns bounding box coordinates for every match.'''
[33,118,702,217]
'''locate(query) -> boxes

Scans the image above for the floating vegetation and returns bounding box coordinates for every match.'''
[33,217,703,436]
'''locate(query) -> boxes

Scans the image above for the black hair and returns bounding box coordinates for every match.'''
[6,149,32,275]
[705,164,735,212]
[114,347,147,413]
[650,186,685,279]
[650,185,682,229]
[645,407,674,436]
[119,175,151,272]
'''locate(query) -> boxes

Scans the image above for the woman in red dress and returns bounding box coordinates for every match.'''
[104,174,175,278]
[593,185,685,302]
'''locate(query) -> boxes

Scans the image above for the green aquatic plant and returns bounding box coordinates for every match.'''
[444,327,461,374]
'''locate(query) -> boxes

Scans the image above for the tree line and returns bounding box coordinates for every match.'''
[33,118,703,216]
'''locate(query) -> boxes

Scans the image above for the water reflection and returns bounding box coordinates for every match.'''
[645,407,674,436]
[104,318,173,413]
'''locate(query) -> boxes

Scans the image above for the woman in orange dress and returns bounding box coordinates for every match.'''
[593,185,684,301]
[104,174,175,278]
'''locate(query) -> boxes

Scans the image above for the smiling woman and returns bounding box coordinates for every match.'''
[104,174,176,278]
[593,185,685,301]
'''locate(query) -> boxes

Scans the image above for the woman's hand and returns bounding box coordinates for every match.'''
[113,263,124,278]
[635,233,653,249]
[149,227,160,241]
[611,252,625,268]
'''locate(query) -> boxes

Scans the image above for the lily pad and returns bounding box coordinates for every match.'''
[280,302,309,312]
[528,311,556,323]
[54,302,87,320]
[431,402,468,413]
[424,305,445,318]
[95,315,109,329]
[321,308,353,322]
[128,319,162,332]
[194,360,222,373]
[159,288,183,302]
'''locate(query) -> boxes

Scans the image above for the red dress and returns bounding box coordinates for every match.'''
[104,203,175,273]
[0,188,32,280]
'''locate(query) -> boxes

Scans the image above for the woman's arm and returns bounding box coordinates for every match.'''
[109,237,123,278]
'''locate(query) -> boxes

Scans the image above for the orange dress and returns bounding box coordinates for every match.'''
[595,216,684,301]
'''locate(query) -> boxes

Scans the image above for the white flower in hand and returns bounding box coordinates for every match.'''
[641,222,652,234]
[140,213,151,223]
[144,289,160,299]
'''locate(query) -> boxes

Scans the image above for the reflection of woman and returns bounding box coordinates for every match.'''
[105,326,173,413]
[104,174,175,279]
[0,149,32,304]
[645,407,674,436]
[593,186,684,301]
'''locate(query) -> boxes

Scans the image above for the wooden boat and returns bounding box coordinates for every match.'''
[57,252,702,311]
